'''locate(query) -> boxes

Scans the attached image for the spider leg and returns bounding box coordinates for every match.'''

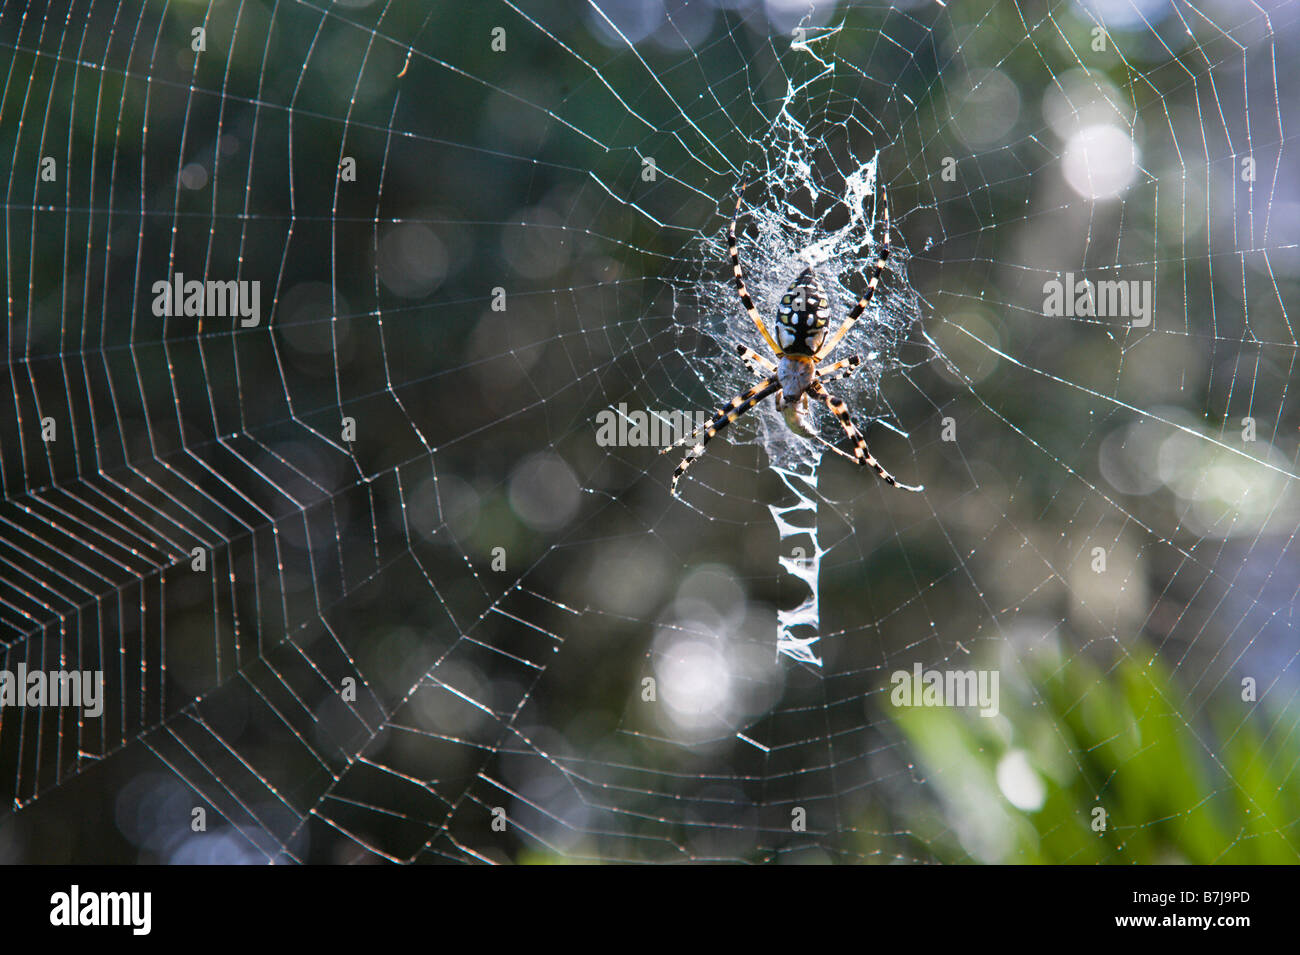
[736,343,776,376]
[660,418,707,454]
[729,183,784,358]
[808,380,922,492]
[660,375,777,453]
[667,378,780,496]
[815,354,861,385]
[777,387,864,465]
[816,204,890,361]
[810,432,862,465]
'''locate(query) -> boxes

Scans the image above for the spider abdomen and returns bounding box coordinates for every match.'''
[775,267,830,356]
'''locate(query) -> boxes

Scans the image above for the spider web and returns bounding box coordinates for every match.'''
[1,0,1298,864]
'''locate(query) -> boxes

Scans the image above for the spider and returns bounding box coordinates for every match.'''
[662,184,923,496]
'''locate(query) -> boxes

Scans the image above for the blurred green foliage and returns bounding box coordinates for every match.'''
[887,649,1299,863]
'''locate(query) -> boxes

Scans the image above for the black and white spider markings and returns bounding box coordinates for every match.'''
[662,184,923,496]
